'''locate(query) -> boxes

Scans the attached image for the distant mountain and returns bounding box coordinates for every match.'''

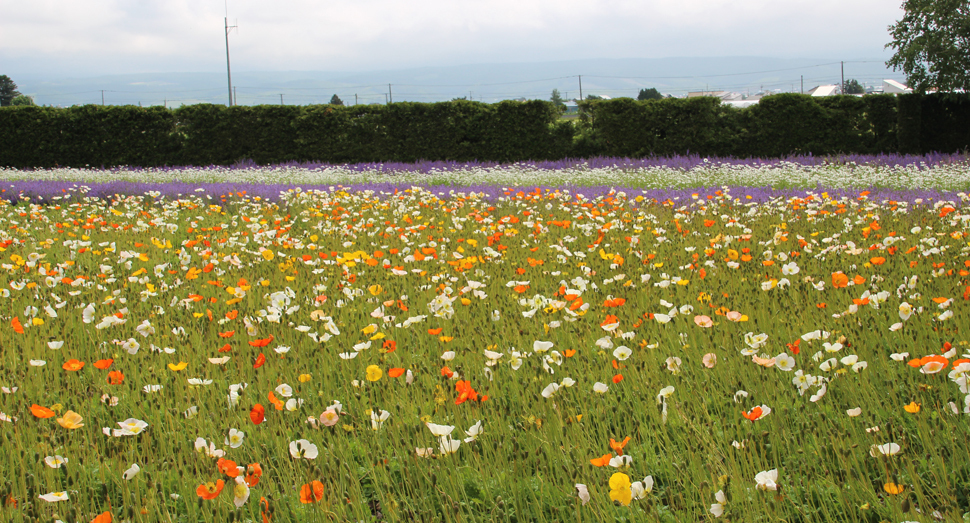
[13,56,902,107]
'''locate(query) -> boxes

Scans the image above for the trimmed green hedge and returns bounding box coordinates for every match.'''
[1,94,968,168]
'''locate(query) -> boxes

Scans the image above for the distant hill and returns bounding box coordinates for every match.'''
[13,56,903,107]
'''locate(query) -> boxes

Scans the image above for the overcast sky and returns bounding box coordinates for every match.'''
[2,0,905,78]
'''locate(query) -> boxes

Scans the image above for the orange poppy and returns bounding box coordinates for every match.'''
[107,371,125,385]
[217,458,240,478]
[299,480,324,503]
[563,349,577,358]
[250,404,265,425]
[455,380,479,404]
[381,340,397,353]
[196,480,225,500]
[91,511,113,523]
[62,359,85,371]
[268,392,284,411]
[11,317,24,334]
[248,336,274,348]
[590,453,612,467]
[870,257,886,265]
[225,310,239,320]
[244,463,263,487]
[609,437,631,456]
[93,359,113,370]
[440,366,454,378]
[603,297,626,307]
[831,272,849,289]
[218,330,235,338]
[253,353,266,369]
[742,407,764,421]
[388,368,405,378]
[612,374,624,384]
[428,328,443,336]
[218,343,232,353]
[30,404,56,418]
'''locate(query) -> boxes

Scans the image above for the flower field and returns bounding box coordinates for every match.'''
[1,158,970,522]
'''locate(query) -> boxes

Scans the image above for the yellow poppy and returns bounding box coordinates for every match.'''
[903,402,920,414]
[168,361,188,371]
[365,365,382,382]
[56,410,84,430]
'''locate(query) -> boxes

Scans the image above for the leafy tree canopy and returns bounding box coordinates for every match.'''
[637,88,663,101]
[329,94,344,106]
[842,79,865,95]
[0,75,21,107]
[886,0,970,93]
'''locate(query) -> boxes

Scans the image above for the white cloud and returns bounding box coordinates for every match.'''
[0,0,904,75]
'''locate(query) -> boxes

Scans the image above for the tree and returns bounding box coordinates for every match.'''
[585,94,603,101]
[637,88,663,101]
[329,94,344,106]
[11,94,35,106]
[0,75,21,107]
[550,89,565,107]
[842,79,865,95]
[886,0,970,93]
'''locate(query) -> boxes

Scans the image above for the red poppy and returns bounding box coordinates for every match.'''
[218,330,235,338]
[253,353,266,369]
[250,404,265,425]
[93,359,114,370]
[388,368,405,378]
[612,374,624,384]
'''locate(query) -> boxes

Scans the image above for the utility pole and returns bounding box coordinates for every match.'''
[101,90,105,106]
[224,9,237,107]
[801,75,803,94]
[384,93,388,104]
[233,86,237,106]
[354,93,357,105]
[388,84,392,104]
[840,61,845,94]
[578,75,583,101]
[280,94,284,105]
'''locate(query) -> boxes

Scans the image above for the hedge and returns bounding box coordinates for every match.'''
[1,94,968,168]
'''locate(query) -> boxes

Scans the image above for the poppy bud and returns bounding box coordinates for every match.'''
[901,498,911,512]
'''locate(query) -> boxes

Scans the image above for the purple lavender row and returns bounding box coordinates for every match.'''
[2,179,961,205]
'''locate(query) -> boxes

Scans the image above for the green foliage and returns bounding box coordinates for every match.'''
[0,75,20,107]
[843,79,865,95]
[637,88,663,101]
[550,89,565,107]
[4,95,970,167]
[10,94,34,106]
[330,94,344,106]
[887,0,970,93]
